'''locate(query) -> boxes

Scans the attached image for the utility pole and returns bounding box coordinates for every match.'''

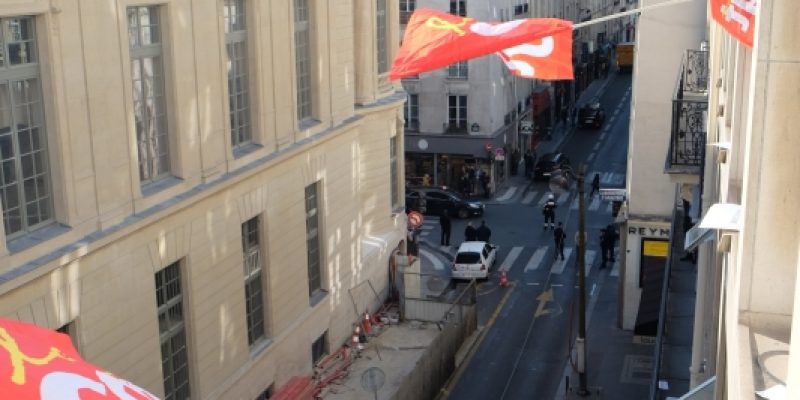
[576,164,589,396]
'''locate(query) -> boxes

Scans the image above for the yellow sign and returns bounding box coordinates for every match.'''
[643,240,668,257]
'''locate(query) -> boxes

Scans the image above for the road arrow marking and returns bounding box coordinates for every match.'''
[535,288,554,318]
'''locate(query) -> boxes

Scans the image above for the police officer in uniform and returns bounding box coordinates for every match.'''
[542,194,557,230]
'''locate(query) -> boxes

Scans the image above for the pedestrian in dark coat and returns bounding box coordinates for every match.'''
[524,151,533,178]
[476,220,492,243]
[553,222,566,260]
[464,222,477,242]
[600,224,618,267]
[590,173,601,197]
[439,211,451,246]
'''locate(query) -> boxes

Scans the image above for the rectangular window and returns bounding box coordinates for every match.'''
[225,0,252,149]
[450,0,466,16]
[128,6,170,183]
[448,95,467,132]
[404,94,418,131]
[241,217,266,346]
[376,0,388,74]
[311,331,328,365]
[155,262,190,400]
[294,0,312,121]
[0,17,54,239]
[305,182,322,298]
[447,61,468,79]
[390,136,399,209]
[399,0,416,24]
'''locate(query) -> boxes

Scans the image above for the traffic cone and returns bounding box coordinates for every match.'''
[362,311,373,335]
[351,325,363,350]
[500,271,509,288]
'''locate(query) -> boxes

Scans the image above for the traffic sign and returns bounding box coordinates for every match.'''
[407,211,424,228]
[485,143,493,152]
[519,121,534,135]
[600,188,627,202]
[495,148,506,156]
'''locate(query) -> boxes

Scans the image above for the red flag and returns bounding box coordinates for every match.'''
[390,9,573,80]
[498,29,573,80]
[0,318,159,399]
[710,0,756,47]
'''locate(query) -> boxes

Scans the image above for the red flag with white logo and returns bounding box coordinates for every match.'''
[710,0,757,47]
[390,9,573,80]
[498,29,573,80]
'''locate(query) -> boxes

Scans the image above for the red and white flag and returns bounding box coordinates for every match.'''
[710,0,757,47]
[390,9,573,80]
[498,29,573,80]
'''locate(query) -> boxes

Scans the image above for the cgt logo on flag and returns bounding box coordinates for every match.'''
[390,9,573,80]
[498,30,573,80]
[710,0,757,47]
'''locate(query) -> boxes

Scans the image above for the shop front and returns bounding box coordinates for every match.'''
[619,219,672,333]
[404,131,508,198]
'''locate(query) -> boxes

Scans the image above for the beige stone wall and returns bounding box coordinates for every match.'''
[0,0,404,399]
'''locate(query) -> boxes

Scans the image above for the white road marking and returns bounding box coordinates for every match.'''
[499,246,524,272]
[522,191,537,205]
[524,247,548,272]
[585,250,596,276]
[592,143,600,151]
[527,282,541,286]
[537,193,550,206]
[570,197,579,210]
[550,247,573,274]
[419,249,445,271]
[421,225,435,230]
[588,196,601,211]
[587,153,596,163]
[420,231,430,237]
[496,186,518,202]
[557,192,570,204]
[605,201,613,213]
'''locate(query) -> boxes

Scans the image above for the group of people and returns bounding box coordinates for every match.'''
[434,193,619,269]
[458,166,491,199]
[544,193,618,266]
[437,210,492,247]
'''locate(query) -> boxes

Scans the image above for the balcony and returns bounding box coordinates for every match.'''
[665,50,708,175]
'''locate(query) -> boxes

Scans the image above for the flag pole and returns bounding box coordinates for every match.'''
[571,0,696,30]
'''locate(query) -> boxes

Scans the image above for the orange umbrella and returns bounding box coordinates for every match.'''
[0,318,159,399]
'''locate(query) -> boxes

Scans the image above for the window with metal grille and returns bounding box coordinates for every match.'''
[376,0,388,74]
[241,216,265,346]
[399,0,415,24]
[447,61,468,79]
[311,331,328,365]
[448,95,467,132]
[450,0,466,16]
[225,0,251,149]
[155,262,190,400]
[128,6,170,183]
[404,94,418,131]
[0,16,54,239]
[305,182,322,297]
[294,0,312,121]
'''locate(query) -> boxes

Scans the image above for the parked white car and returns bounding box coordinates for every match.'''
[452,241,497,280]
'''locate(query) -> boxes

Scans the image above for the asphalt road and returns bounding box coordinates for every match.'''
[417,73,633,400]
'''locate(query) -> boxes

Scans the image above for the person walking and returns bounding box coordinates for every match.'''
[439,210,451,246]
[542,194,557,230]
[590,173,601,197]
[600,224,618,268]
[524,151,533,178]
[464,221,477,242]
[553,222,566,261]
[476,220,492,243]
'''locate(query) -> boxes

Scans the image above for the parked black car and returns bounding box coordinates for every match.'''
[406,187,484,219]
[533,152,572,181]
[578,101,606,129]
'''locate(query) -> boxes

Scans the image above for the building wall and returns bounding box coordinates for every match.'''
[620,0,705,330]
[0,0,405,399]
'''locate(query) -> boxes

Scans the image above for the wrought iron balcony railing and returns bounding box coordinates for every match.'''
[666,49,708,173]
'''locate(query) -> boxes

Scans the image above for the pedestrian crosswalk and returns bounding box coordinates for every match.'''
[504,171,626,207]
[419,244,617,277]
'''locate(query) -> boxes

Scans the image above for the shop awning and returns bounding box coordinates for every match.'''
[404,131,508,158]
[684,203,740,251]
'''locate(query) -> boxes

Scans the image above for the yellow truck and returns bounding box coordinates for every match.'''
[615,42,635,73]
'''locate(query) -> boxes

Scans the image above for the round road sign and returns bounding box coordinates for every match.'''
[408,211,424,228]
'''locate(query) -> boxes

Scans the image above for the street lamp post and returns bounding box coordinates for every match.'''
[576,165,589,396]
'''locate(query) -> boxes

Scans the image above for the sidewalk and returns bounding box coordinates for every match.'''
[491,72,617,203]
